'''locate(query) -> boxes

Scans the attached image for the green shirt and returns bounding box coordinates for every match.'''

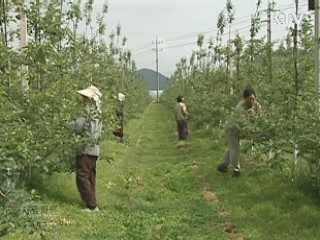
[225,100,261,135]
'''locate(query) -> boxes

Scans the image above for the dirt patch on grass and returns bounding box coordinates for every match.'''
[225,223,245,240]
[191,161,219,203]
[133,181,144,191]
[204,190,219,204]
[154,224,165,232]
[136,136,143,147]
[191,161,245,240]
[218,210,231,218]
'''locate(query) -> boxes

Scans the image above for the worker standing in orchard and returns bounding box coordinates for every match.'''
[175,95,189,148]
[217,87,261,177]
[70,85,103,212]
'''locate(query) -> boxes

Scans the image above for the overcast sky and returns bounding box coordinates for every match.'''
[96,0,312,77]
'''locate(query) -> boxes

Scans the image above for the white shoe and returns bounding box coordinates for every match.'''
[92,207,100,212]
[176,141,186,148]
[82,207,100,212]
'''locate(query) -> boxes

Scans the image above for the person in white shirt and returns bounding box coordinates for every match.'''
[175,96,189,147]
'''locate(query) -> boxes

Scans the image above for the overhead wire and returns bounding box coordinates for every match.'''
[132,2,308,55]
[160,1,306,44]
[131,10,261,51]
[163,2,308,48]
[135,3,304,51]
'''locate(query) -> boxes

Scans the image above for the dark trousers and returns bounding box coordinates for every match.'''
[76,154,98,209]
[177,120,188,141]
[113,118,124,139]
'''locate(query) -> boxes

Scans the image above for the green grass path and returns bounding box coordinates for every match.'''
[5,103,320,240]
[8,103,227,240]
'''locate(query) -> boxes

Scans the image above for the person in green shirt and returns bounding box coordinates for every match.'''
[217,87,261,177]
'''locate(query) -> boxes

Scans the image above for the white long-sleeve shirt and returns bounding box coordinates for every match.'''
[71,116,102,157]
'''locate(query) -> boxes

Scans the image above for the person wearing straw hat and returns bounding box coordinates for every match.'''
[70,85,103,212]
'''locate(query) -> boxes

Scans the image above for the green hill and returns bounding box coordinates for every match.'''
[136,68,171,91]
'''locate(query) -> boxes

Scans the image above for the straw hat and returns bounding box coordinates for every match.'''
[89,85,102,98]
[118,92,125,102]
[77,85,102,100]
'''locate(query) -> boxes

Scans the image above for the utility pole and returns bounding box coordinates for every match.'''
[1,0,11,92]
[152,36,162,103]
[267,0,272,83]
[293,0,299,96]
[2,0,8,47]
[227,39,234,95]
[21,0,29,93]
[315,0,320,101]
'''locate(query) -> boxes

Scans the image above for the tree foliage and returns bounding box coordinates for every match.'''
[0,0,150,236]
[163,0,320,192]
